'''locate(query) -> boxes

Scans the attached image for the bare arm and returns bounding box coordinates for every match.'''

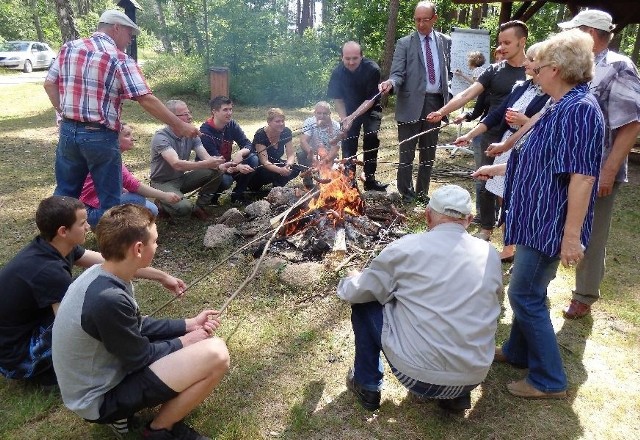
[43,79,61,112]
[136,183,181,204]
[560,173,596,267]
[340,98,377,131]
[161,148,224,172]
[598,121,640,197]
[486,110,543,157]
[136,94,200,138]
[333,99,348,122]
[426,82,485,122]
[300,133,313,156]
[284,140,296,165]
[453,123,488,146]
[76,249,186,296]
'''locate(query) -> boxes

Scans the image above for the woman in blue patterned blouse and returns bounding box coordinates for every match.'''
[473,29,604,399]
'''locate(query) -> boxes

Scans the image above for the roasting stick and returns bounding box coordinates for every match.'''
[215,188,319,315]
[340,121,452,165]
[148,189,321,317]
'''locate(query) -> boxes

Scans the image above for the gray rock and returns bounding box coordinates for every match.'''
[238,216,271,237]
[265,186,299,206]
[244,200,272,219]
[203,224,238,248]
[217,208,246,227]
[279,262,325,288]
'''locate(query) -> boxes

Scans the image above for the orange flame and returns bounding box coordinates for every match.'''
[285,156,365,235]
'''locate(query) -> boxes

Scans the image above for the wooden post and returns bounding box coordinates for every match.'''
[210,67,230,99]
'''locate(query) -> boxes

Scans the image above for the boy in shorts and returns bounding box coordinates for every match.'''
[53,204,229,439]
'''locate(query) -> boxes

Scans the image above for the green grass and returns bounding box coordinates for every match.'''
[0,80,639,439]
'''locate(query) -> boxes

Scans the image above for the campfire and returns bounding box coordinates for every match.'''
[262,160,406,261]
[206,158,406,265]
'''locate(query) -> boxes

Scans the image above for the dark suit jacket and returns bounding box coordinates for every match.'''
[388,30,451,122]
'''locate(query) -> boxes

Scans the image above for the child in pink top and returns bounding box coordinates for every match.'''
[80,124,180,226]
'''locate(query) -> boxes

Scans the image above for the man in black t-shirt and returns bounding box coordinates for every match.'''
[327,41,387,191]
[0,196,185,387]
[427,20,528,238]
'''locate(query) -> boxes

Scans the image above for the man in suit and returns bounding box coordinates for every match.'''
[379,1,451,203]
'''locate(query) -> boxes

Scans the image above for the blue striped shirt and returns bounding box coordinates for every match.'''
[503,84,604,257]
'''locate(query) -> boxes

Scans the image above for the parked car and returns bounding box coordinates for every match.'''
[0,41,57,73]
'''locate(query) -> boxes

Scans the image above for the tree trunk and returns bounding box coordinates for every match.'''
[470,5,481,29]
[28,0,45,42]
[53,0,79,42]
[75,0,89,16]
[380,0,399,106]
[322,0,333,27]
[298,0,313,35]
[458,7,468,25]
[631,25,640,65]
[154,0,174,53]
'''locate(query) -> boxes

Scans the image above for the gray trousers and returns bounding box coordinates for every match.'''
[151,169,221,217]
[396,94,444,197]
[573,182,621,305]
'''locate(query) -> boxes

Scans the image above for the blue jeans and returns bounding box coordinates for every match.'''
[351,302,385,392]
[55,121,122,220]
[351,301,479,398]
[85,193,158,227]
[231,154,259,198]
[502,245,567,392]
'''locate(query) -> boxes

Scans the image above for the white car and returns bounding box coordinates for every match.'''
[0,41,57,73]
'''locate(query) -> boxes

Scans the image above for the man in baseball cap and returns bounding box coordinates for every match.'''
[337,184,502,412]
[558,9,616,32]
[44,9,201,229]
[557,9,640,320]
[98,9,141,36]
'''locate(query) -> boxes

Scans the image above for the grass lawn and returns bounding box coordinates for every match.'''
[0,78,638,440]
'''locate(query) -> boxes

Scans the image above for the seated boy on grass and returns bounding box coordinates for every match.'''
[53,204,230,440]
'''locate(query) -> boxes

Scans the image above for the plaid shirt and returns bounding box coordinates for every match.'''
[46,32,151,131]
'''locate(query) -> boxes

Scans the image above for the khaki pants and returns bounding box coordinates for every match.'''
[151,169,221,217]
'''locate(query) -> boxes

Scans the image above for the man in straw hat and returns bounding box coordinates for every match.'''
[44,9,200,224]
[557,10,640,319]
[337,184,502,412]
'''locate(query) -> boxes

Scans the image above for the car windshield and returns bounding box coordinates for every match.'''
[0,42,29,52]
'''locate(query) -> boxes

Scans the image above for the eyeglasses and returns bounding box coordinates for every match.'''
[414,16,435,24]
[175,112,192,117]
[532,64,554,75]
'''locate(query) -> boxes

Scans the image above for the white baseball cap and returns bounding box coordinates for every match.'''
[427,184,472,219]
[558,9,616,32]
[99,9,141,36]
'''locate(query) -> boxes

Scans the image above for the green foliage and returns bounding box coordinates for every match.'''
[142,53,209,97]
[0,0,35,41]
[231,31,334,106]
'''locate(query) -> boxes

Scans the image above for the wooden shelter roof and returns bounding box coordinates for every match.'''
[452,1,640,32]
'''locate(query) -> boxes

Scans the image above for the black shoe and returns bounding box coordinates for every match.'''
[171,420,211,440]
[108,416,141,439]
[437,393,471,412]
[415,192,430,204]
[345,368,381,411]
[363,179,389,191]
[401,192,416,204]
[142,423,177,440]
